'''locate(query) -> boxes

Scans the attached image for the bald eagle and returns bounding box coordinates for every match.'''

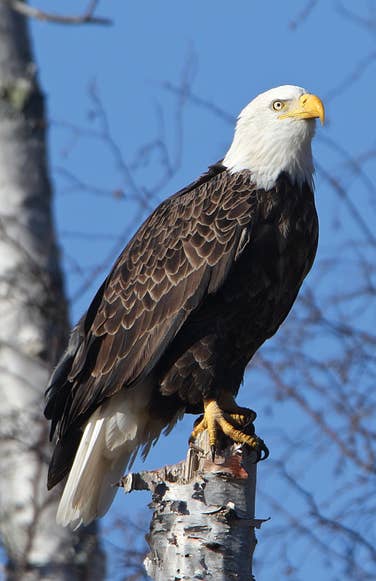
[45,85,324,528]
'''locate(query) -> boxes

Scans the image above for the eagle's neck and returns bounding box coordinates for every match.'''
[223,116,315,191]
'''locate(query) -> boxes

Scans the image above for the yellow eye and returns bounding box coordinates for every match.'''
[272,100,284,111]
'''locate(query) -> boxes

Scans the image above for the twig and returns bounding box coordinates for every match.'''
[323,50,376,102]
[289,0,319,30]
[161,80,235,125]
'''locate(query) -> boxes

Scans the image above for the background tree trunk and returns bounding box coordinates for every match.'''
[122,432,267,580]
[0,5,104,579]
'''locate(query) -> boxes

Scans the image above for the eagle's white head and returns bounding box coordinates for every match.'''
[223,85,325,191]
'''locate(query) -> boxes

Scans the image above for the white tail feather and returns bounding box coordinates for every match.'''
[56,381,168,529]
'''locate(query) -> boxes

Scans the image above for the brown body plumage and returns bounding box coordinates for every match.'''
[46,164,318,487]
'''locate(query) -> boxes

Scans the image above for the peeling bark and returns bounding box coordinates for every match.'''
[121,432,268,580]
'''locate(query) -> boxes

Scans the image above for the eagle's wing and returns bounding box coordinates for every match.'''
[46,166,256,442]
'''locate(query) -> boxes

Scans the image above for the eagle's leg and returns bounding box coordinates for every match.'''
[189,397,269,462]
[190,398,256,438]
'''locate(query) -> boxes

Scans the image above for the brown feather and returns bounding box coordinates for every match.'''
[45,164,318,491]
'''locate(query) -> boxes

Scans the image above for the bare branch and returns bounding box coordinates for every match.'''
[2,0,112,26]
[324,50,376,102]
[277,462,376,561]
[289,0,320,30]
[336,2,376,33]
[161,80,235,125]
[316,161,376,246]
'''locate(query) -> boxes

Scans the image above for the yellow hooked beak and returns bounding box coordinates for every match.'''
[279,93,325,125]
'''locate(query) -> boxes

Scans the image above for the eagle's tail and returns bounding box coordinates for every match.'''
[56,382,164,529]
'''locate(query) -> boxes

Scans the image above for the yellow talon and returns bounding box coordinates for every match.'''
[189,398,269,461]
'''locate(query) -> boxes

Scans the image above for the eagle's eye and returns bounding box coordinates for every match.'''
[272,100,284,111]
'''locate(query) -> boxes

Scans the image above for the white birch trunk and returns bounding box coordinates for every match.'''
[122,432,267,580]
[0,6,104,579]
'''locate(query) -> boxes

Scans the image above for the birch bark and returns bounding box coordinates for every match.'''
[122,432,267,581]
[0,5,104,579]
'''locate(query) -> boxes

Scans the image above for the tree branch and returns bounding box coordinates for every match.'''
[3,0,112,26]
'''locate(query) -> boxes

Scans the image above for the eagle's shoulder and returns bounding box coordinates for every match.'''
[169,160,227,201]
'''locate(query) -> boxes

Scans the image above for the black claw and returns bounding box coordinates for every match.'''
[251,437,269,463]
[259,440,269,461]
[210,444,216,462]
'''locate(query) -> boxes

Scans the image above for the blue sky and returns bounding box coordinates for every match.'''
[26,1,376,579]
[31,0,375,311]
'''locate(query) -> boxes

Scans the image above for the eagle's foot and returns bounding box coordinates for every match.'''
[189,399,269,462]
